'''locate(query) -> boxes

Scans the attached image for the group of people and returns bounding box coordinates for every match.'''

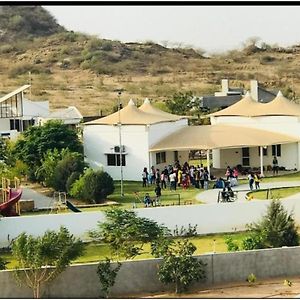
[247,172,261,190]
[142,161,212,192]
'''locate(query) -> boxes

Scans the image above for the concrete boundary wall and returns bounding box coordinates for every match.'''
[1,197,300,248]
[1,246,300,298]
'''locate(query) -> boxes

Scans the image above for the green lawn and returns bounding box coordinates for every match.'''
[106,180,205,210]
[249,186,300,200]
[1,231,247,269]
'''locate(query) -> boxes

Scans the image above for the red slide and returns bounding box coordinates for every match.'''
[0,188,23,217]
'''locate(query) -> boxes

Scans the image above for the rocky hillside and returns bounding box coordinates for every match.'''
[0,6,300,116]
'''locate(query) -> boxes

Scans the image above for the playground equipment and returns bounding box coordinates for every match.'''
[51,191,67,213]
[66,200,81,213]
[0,177,22,217]
[51,192,81,213]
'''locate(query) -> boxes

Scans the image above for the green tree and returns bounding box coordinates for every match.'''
[51,151,85,192]
[242,200,299,250]
[70,168,114,203]
[89,208,168,260]
[12,226,85,298]
[13,120,82,179]
[97,258,121,298]
[35,148,69,186]
[165,91,194,115]
[156,238,206,294]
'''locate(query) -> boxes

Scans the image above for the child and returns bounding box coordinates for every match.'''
[254,173,260,190]
[143,193,151,207]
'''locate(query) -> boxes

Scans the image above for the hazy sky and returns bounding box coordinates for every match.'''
[44,5,300,54]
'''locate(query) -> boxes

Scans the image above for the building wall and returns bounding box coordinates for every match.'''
[217,143,298,170]
[83,124,149,180]
[0,119,11,131]
[211,115,300,170]
[150,150,189,171]
[2,197,300,249]
[2,246,300,298]
[83,120,189,181]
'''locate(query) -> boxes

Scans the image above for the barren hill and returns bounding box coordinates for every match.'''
[0,6,300,116]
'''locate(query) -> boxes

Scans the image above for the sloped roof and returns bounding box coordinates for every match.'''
[0,85,31,103]
[85,99,175,125]
[252,91,300,116]
[150,124,299,151]
[208,92,262,117]
[138,98,186,120]
[47,106,83,119]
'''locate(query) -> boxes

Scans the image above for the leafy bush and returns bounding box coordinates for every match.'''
[66,171,81,193]
[89,208,167,260]
[97,258,121,298]
[225,236,240,252]
[157,239,206,294]
[70,168,114,203]
[52,152,85,192]
[241,200,299,250]
[247,273,256,283]
[242,233,265,250]
[12,226,84,299]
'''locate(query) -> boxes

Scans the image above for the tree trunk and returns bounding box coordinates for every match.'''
[33,283,40,299]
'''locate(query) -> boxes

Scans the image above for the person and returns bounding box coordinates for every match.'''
[227,186,235,200]
[169,171,176,191]
[214,177,225,189]
[150,166,156,184]
[254,173,260,190]
[142,167,148,187]
[194,168,200,189]
[177,168,183,187]
[199,168,205,189]
[233,167,239,179]
[272,156,279,175]
[203,168,209,190]
[160,172,166,189]
[155,169,160,185]
[248,172,254,191]
[221,187,229,202]
[154,183,161,206]
[143,193,151,207]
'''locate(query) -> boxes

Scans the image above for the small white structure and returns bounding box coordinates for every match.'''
[83,99,189,180]
[38,106,83,128]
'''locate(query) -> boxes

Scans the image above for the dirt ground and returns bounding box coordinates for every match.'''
[139,276,300,298]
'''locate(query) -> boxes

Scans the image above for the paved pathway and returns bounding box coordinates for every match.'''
[21,187,55,209]
[20,180,300,210]
[196,181,300,204]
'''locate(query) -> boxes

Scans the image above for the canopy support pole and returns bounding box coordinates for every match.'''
[260,146,264,177]
[206,149,210,175]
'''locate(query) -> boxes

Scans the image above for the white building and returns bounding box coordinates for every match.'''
[84,93,300,180]
[83,99,189,180]
[0,85,83,139]
[209,91,300,172]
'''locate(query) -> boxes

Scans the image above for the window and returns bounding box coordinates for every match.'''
[156,152,166,164]
[272,144,281,157]
[174,151,178,162]
[258,147,268,156]
[107,154,126,166]
[242,147,250,166]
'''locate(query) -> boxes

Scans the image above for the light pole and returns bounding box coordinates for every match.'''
[117,91,124,197]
